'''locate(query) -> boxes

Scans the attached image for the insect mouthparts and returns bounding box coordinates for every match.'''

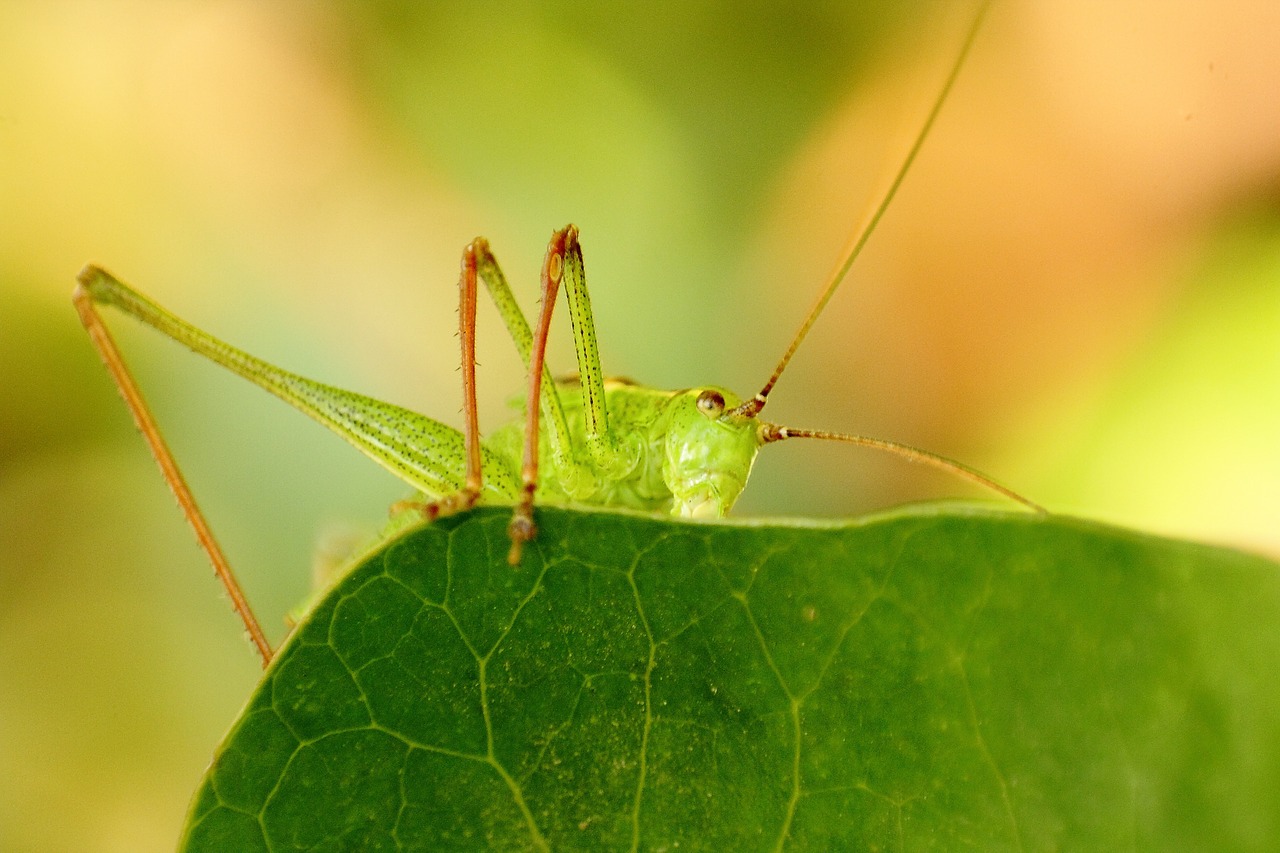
[758,423,788,443]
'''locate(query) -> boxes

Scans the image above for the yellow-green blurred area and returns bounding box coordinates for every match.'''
[2,1,1278,850]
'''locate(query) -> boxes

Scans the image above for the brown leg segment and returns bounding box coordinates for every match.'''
[454,240,485,504]
[506,228,569,564]
[396,240,488,520]
[72,280,275,667]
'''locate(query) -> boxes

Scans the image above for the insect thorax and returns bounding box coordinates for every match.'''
[484,381,760,516]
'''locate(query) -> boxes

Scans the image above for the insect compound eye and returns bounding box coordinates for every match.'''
[695,389,726,418]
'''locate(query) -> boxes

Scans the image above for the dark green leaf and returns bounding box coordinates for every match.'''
[180,506,1280,851]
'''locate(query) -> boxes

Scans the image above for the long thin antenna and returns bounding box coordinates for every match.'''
[760,423,1045,514]
[733,1,992,418]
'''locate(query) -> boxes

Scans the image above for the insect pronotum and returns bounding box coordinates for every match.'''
[74,1,1041,668]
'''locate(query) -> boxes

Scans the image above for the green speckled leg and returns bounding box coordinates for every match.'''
[558,227,636,478]
[471,238,596,500]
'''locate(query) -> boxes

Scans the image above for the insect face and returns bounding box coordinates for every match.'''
[662,387,762,518]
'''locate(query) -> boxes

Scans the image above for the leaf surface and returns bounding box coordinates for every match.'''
[180,506,1280,851]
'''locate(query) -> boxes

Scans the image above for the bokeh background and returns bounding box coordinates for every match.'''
[2,1,1278,849]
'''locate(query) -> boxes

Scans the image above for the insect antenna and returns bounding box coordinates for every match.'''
[731,1,991,419]
[736,3,1036,515]
[758,424,1045,514]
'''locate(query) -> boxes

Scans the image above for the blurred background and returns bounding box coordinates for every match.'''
[2,1,1278,849]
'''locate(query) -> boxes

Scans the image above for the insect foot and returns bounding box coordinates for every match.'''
[507,499,536,566]
[391,487,482,524]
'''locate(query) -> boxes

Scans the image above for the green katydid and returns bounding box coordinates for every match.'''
[73,2,1040,669]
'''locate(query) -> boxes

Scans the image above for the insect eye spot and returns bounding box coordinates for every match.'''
[696,389,725,417]
[548,252,563,283]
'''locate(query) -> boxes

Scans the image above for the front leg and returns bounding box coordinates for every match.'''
[472,238,597,501]
[399,238,487,522]
[506,228,571,564]
[558,226,638,479]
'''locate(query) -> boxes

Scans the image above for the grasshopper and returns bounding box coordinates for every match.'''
[73,2,1039,668]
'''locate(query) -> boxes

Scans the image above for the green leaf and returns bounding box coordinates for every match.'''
[179,506,1280,851]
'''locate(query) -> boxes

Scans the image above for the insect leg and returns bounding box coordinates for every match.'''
[471,239,596,500]
[558,226,636,478]
[457,243,484,501]
[72,276,274,667]
[74,267,505,503]
[455,243,484,504]
[395,241,490,521]
[76,266,521,656]
[506,228,575,564]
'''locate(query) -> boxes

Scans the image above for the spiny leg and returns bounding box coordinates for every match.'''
[457,242,484,505]
[395,239,488,521]
[72,274,274,668]
[471,238,597,500]
[507,228,571,564]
